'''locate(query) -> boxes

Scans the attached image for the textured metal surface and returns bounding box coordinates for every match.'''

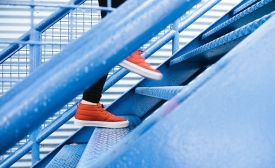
[169,12,275,66]
[46,144,86,168]
[76,115,141,168]
[233,0,260,15]
[202,0,273,39]
[135,86,185,100]
[103,14,275,168]
[0,0,200,155]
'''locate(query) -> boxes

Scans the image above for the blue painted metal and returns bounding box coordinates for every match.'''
[233,0,260,15]
[202,0,274,39]
[76,116,141,167]
[93,14,275,168]
[169,11,275,66]
[135,86,185,100]
[29,30,42,75]
[178,0,222,32]
[0,0,86,64]
[31,129,40,165]
[0,0,201,155]
[29,4,41,163]
[45,144,86,168]
[171,19,180,54]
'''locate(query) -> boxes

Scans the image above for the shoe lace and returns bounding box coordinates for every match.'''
[99,104,108,115]
[76,100,81,107]
[131,50,145,62]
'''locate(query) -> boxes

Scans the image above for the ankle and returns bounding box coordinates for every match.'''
[81,100,97,105]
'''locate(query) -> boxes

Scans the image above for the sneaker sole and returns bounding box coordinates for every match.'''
[119,60,163,80]
[74,118,129,128]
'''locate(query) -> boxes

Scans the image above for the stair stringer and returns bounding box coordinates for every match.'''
[91,15,275,168]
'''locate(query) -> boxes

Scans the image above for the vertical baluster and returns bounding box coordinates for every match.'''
[29,0,41,165]
[171,19,180,54]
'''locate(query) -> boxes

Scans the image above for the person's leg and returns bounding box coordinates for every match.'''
[82,0,126,105]
[75,0,163,128]
[75,0,129,128]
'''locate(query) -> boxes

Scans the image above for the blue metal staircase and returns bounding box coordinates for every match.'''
[1,0,275,167]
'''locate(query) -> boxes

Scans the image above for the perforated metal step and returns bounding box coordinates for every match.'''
[202,0,275,39]
[135,86,185,100]
[76,115,141,168]
[233,0,260,15]
[45,144,86,168]
[169,11,275,66]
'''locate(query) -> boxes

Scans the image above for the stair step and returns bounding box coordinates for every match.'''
[135,86,185,100]
[76,115,141,167]
[202,0,275,39]
[45,144,86,168]
[169,11,275,66]
[233,0,260,15]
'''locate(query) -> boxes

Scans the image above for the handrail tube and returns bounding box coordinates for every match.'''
[0,2,114,11]
[0,0,200,155]
[0,41,68,45]
[0,0,86,64]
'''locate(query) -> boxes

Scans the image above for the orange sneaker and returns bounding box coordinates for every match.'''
[119,50,163,80]
[74,103,129,128]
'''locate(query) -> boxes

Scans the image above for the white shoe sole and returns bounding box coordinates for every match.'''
[119,60,163,80]
[74,118,129,128]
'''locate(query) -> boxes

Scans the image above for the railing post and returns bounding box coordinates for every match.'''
[171,19,180,54]
[29,1,41,164]
[30,30,42,73]
[30,129,40,165]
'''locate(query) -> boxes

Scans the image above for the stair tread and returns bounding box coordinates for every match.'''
[45,144,86,168]
[135,86,185,100]
[233,0,260,15]
[202,0,274,39]
[76,115,141,167]
[169,11,275,66]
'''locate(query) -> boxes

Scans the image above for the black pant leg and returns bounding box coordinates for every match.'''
[82,0,126,103]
